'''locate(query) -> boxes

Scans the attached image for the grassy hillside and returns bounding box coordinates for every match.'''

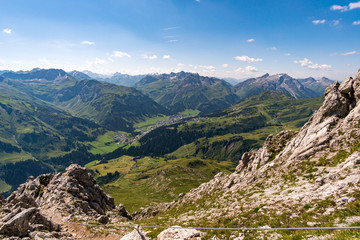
[54,79,169,131]
[86,156,235,212]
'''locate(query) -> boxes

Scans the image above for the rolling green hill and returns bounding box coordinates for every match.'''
[86,156,235,211]
[53,79,169,131]
[135,71,240,113]
[0,82,104,161]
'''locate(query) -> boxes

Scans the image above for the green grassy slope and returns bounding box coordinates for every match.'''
[86,156,235,212]
[54,79,170,131]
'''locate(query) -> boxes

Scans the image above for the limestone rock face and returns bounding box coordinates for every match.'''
[120,227,149,240]
[7,164,115,216]
[1,164,129,239]
[157,226,204,240]
[0,207,61,237]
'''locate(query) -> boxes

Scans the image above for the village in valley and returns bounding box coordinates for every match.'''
[113,114,209,145]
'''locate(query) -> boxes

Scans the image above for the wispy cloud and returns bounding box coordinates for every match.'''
[195,0,200,2]
[330,1,360,11]
[86,57,105,67]
[3,28,12,34]
[222,64,229,68]
[312,19,326,25]
[353,20,360,25]
[81,40,94,45]
[343,51,358,55]
[112,51,131,58]
[168,39,178,43]
[294,58,331,70]
[269,46,277,51]
[143,54,158,60]
[331,19,341,26]
[284,53,291,57]
[163,55,171,59]
[191,65,216,73]
[331,50,359,56]
[247,38,255,42]
[235,66,259,74]
[234,55,263,63]
[164,26,180,31]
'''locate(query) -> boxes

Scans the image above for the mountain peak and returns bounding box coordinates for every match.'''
[235,73,317,100]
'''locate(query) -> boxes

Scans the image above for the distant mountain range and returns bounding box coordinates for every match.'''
[1,68,335,116]
[134,71,241,113]
[233,73,333,100]
[69,70,145,87]
[298,77,334,94]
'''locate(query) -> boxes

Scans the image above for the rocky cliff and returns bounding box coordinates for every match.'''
[0,164,131,239]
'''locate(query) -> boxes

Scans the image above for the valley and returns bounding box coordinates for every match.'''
[2,67,357,240]
[0,68,325,208]
[1,1,359,239]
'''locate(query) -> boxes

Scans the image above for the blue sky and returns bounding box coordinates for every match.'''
[0,0,359,80]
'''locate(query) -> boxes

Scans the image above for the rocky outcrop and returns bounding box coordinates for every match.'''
[0,164,130,239]
[120,227,149,240]
[0,207,60,237]
[6,164,115,216]
[157,226,204,240]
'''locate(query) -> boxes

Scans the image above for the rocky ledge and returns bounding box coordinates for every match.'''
[0,164,130,239]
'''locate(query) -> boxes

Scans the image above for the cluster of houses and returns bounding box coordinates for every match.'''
[113,114,209,146]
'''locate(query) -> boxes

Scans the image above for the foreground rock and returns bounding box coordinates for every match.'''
[6,164,115,216]
[120,227,149,240]
[157,226,204,240]
[0,164,130,239]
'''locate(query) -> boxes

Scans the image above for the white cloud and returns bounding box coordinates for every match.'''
[222,64,229,68]
[38,59,60,68]
[247,38,255,42]
[331,20,340,26]
[234,55,263,63]
[235,66,259,74]
[143,54,158,60]
[269,46,277,51]
[164,26,180,31]
[294,58,331,70]
[112,51,131,58]
[163,55,171,59]
[330,1,360,11]
[284,53,291,57]
[353,20,360,25]
[81,41,94,45]
[312,19,326,25]
[349,1,360,10]
[168,39,178,43]
[200,65,216,71]
[3,28,12,34]
[331,5,347,11]
[178,63,185,67]
[343,51,358,55]
[86,57,105,67]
